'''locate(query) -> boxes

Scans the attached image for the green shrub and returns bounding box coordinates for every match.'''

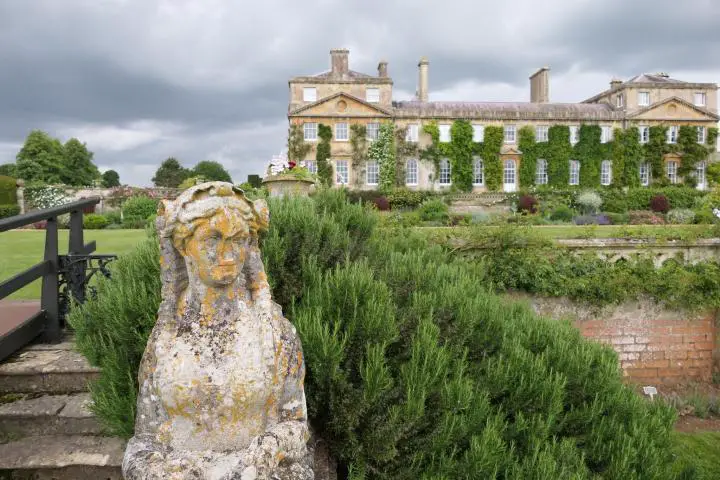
[385,188,432,209]
[69,191,694,478]
[122,196,159,219]
[121,215,147,229]
[0,175,17,205]
[418,198,449,222]
[548,205,575,222]
[605,212,629,225]
[667,209,696,225]
[0,204,20,219]
[694,209,719,224]
[83,214,109,230]
[575,190,603,215]
[104,211,122,225]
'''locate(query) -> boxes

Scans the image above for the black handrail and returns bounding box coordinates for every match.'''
[0,197,102,361]
[0,197,102,232]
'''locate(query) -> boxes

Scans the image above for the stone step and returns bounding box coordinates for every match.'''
[0,339,99,394]
[0,434,125,480]
[0,393,104,438]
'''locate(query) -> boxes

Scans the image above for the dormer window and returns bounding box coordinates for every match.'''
[366,88,380,103]
[303,87,317,102]
[638,91,650,106]
[694,92,707,106]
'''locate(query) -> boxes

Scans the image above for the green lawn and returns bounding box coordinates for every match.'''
[0,229,147,300]
[673,432,720,479]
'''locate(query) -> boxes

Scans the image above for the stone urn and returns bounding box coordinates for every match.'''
[262,174,316,198]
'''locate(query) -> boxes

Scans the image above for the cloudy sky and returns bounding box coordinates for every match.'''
[0,0,718,186]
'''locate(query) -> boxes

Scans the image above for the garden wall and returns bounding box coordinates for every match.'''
[512,294,718,385]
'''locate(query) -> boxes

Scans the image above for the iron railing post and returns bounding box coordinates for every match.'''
[40,217,60,343]
[68,209,87,306]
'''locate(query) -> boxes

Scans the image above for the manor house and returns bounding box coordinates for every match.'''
[288,49,718,192]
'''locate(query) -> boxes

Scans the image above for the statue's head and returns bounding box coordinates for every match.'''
[158,182,269,288]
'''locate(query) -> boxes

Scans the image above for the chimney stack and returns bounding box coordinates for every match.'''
[610,78,623,89]
[330,48,349,77]
[378,60,388,78]
[417,56,429,102]
[529,67,550,103]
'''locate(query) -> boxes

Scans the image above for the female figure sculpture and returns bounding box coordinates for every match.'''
[123,182,313,480]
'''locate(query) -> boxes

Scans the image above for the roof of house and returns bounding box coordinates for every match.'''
[583,73,716,103]
[392,101,622,121]
[625,73,687,84]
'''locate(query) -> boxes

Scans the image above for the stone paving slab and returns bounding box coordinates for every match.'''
[0,348,99,394]
[0,393,102,436]
[0,434,125,469]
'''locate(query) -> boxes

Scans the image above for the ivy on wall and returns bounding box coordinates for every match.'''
[350,124,368,188]
[368,123,396,191]
[394,126,419,188]
[677,126,705,185]
[480,126,504,191]
[645,126,668,183]
[610,128,625,187]
[448,120,474,191]
[287,124,312,166]
[420,122,444,182]
[574,125,603,187]
[708,127,719,150]
[316,124,333,187]
[546,126,571,187]
[518,126,537,188]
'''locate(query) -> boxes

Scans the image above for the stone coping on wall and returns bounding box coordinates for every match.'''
[556,238,720,248]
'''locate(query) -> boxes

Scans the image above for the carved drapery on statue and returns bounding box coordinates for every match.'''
[123,182,313,480]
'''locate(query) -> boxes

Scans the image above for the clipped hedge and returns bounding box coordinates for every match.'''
[0,175,17,205]
[69,190,694,479]
[0,204,20,219]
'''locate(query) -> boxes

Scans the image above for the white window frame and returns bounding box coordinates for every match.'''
[535,158,548,185]
[616,93,625,108]
[335,122,349,141]
[696,161,707,190]
[303,122,318,141]
[503,159,516,188]
[302,87,317,102]
[639,162,651,186]
[366,122,380,141]
[405,124,419,143]
[335,160,349,185]
[639,126,649,144]
[472,125,485,142]
[694,92,707,107]
[697,126,706,144]
[569,160,580,186]
[667,126,678,144]
[601,126,613,144]
[438,158,451,185]
[366,87,380,103]
[366,161,379,186]
[638,91,650,107]
[439,124,451,143]
[405,159,418,186]
[504,125,516,144]
[569,125,580,145]
[600,160,612,186]
[304,160,317,175]
[666,160,679,184]
[473,158,484,186]
[536,125,549,142]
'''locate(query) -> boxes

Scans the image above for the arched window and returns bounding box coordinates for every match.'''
[535,159,548,185]
[600,160,612,186]
[439,159,451,185]
[405,159,418,186]
[569,160,580,185]
[473,158,484,186]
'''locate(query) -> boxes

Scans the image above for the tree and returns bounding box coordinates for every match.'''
[16,130,65,183]
[102,170,121,187]
[62,138,100,186]
[0,163,17,178]
[192,161,232,183]
[152,158,190,187]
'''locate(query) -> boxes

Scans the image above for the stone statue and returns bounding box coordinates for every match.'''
[123,182,313,480]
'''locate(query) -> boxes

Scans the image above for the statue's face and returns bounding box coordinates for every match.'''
[182,209,250,287]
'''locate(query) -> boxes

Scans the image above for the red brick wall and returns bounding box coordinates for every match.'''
[577,316,716,384]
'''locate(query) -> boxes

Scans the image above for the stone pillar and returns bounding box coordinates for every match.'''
[530,67,550,103]
[377,60,388,78]
[330,48,349,77]
[16,179,25,214]
[417,56,429,102]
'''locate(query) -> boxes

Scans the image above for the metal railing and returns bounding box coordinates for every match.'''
[0,197,107,361]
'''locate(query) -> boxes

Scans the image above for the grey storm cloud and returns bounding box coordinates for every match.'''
[0,0,717,185]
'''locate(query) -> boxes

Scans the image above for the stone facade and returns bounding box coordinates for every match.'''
[513,294,718,385]
[288,50,719,192]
